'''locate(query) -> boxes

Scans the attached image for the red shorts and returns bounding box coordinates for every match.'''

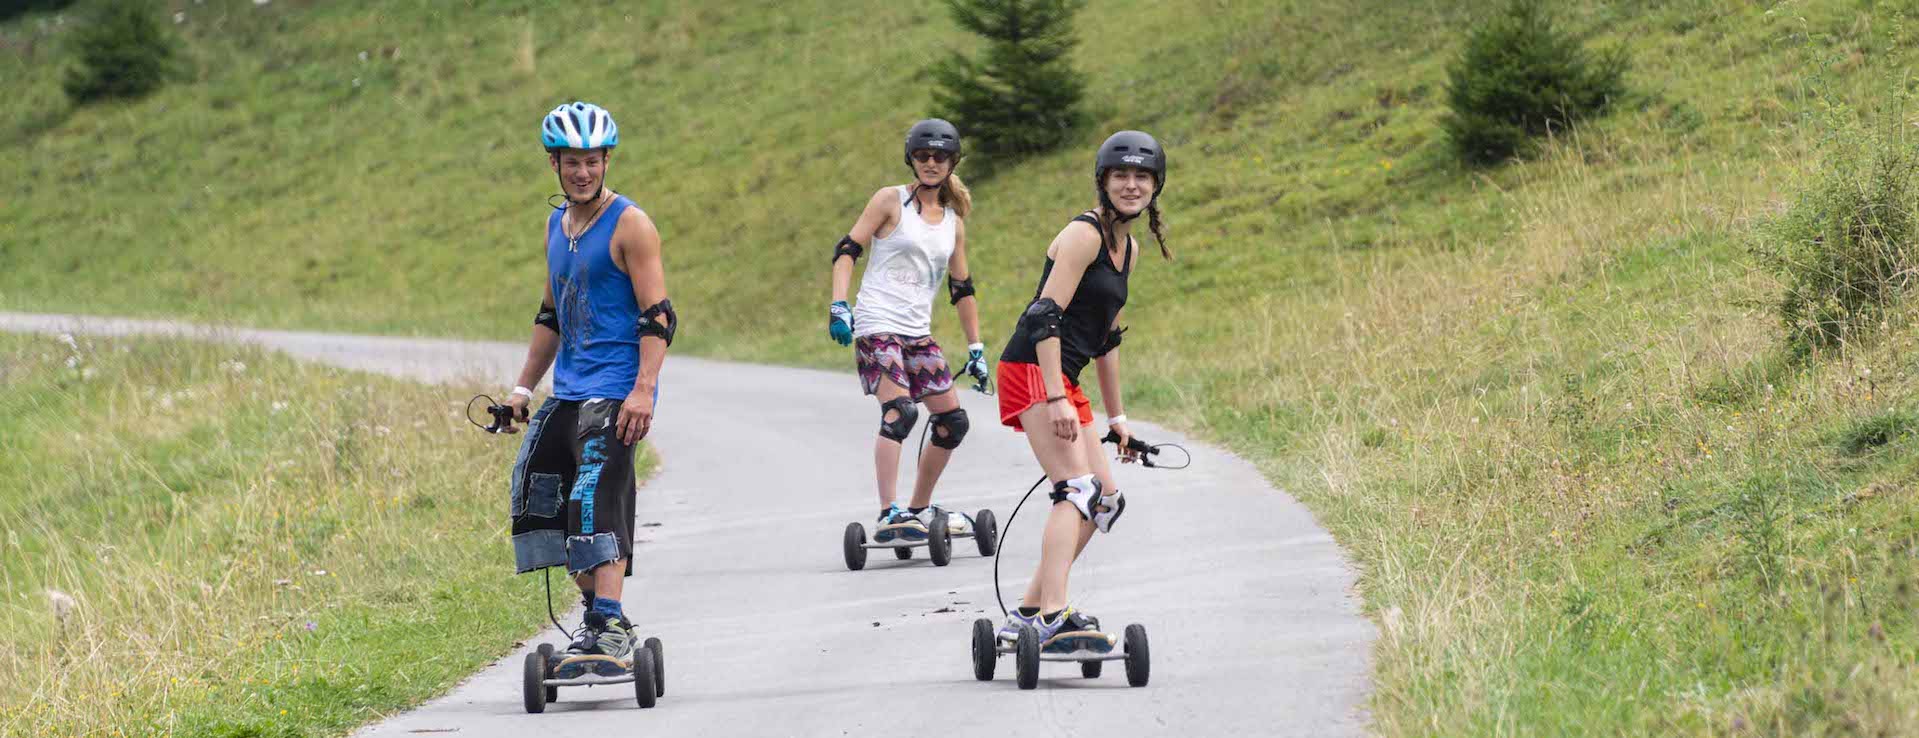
[996,360,1093,431]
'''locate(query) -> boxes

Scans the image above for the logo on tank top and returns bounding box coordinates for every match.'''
[559,272,595,351]
[884,262,930,288]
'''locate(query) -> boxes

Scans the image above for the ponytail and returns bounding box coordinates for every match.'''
[941,172,973,219]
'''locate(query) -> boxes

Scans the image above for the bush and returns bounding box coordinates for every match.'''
[929,0,1088,171]
[63,1,175,105]
[0,0,80,24]
[1441,0,1627,165]
[1754,105,1919,354]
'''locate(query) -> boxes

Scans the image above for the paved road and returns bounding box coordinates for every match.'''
[2,312,1374,737]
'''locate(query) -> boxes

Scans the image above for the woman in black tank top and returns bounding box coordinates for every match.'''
[989,131,1173,646]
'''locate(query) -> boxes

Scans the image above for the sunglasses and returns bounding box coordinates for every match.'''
[910,150,953,164]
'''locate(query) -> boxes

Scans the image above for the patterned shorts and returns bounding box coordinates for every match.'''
[855,333,954,400]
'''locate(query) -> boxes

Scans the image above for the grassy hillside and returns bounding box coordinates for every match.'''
[7,0,1919,733]
[0,332,651,737]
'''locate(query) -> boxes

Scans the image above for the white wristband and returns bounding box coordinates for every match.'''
[968,342,985,353]
[1107,414,1127,427]
[510,386,533,399]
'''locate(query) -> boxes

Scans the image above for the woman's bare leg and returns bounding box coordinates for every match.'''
[872,379,910,510]
[906,389,962,509]
[1014,403,1102,613]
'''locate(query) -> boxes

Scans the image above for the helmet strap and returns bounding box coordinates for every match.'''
[552,157,609,207]
[908,168,948,215]
[1098,190,1143,224]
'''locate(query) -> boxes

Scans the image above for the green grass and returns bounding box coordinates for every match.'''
[0,332,653,737]
[8,0,1919,734]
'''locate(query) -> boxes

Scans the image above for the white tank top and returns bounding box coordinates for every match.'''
[852,186,957,338]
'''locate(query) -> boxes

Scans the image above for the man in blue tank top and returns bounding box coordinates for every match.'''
[499,102,678,674]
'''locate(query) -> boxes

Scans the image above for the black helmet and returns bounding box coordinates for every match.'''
[1094,130,1166,197]
[904,118,962,166]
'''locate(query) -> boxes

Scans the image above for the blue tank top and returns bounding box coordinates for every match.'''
[546,196,643,400]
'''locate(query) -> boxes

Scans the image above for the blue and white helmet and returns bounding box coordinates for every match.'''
[541,101,619,151]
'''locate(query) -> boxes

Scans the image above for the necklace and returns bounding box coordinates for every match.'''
[563,192,613,252]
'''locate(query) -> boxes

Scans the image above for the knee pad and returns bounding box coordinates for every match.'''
[1050,475,1125,533]
[878,397,919,442]
[928,408,970,450]
[1093,490,1126,533]
[1049,475,1102,520]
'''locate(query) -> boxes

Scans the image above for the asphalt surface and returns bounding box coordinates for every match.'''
[1,312,1374,737]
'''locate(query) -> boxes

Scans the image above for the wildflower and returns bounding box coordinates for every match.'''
[46,589,77,622]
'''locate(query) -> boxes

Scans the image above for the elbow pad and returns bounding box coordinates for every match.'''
[832,235,864,264]
[1020,298,1063,345]
[638,299,677,346]
[1094,326,1126,357]
[947,275,976,305]
[535,302,560,333]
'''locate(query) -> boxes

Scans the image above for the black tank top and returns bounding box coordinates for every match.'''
[1000,213,1132,385]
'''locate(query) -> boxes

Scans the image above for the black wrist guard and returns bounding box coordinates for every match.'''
[947,274,976,305]
[1020,297,1063,344]
[535,302,560,333]
[638,298,677,346]
[1095,326,1127,357]
[832,235,864,264]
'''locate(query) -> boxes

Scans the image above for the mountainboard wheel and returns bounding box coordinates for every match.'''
[1081,659,1103,679]
[631,648,658,708]
[895,546,913,560]
[971,618,997,681]
[644,637,664,697]
[1124,624,1150,687]
[973,509,998,556]
[537,643,559,703]
[928,514,952,567]
[843,522,868,571]
[1015,624,1041,690]
[522,650,547,714]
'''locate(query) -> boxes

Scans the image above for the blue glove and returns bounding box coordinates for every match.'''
[828,301,854,346]
[960,343,990,386]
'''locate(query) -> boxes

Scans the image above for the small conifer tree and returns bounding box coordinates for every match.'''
[930,0,1088,169]
[1441,0,1627,165]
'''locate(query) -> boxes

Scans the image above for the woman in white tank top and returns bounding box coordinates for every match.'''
[826,119,992,543]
